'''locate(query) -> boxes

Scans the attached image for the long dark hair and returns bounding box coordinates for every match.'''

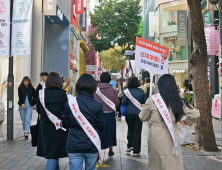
[116,79,123,90]
[158,74,192,123]
[19,76,34,88]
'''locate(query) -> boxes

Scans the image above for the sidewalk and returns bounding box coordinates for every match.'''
[0,111,221,170]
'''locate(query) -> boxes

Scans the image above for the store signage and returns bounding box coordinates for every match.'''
[177,10,187,46]
[57,8,63,21]
[0,0,10,56]
[86,66,95,75]
[70,53,76,70]
[149,12,155,37]
[75,0,83,14]
[125,50,133,56]
[80,7,87,31]
[204,26,218,55]
[44,0,57,16]
[11,0,33,56]
[169,69,185,74]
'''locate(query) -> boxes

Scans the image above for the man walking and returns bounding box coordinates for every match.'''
[63,77,75,96]
[109,77,117,87]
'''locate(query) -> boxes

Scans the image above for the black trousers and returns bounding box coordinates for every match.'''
[116,97,122,118]
[125,114,143,154]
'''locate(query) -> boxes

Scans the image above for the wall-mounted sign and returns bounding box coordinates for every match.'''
[75,0,83,14]
[149,12,155,37]
[70,53,76,70]
[11,0,33,56]
[57,7,63,21]
[169,69,185,74]
[125,50,133,56]
[80,7,87,31]
[0,0,10,56]
[204,26,217,56]
[177,10,187,46]
[44,0,57,16]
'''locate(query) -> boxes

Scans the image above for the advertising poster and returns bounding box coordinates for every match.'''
[11,0,33,56]
[0,0,10,56]
[204,26,218,56]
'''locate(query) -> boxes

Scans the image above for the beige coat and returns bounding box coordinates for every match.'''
[139,97,200,170]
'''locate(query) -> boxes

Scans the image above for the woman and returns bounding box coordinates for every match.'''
[63,73,106,170]
[0,96,5,140]
[115,80,123,121]
[122,76,147,156]
[36,72,68,170]
[139,74,200,170]
[18,76,35,139]
[94,72,119,156]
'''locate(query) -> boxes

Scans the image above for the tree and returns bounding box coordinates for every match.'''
[99,46,126,73]
[187,0,218,151]
[89,0,142,54]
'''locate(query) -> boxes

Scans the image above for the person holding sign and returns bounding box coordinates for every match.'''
[122,76,147,156]
[62,73,106,170]
[94,72,119,156]
[139,74,200,170]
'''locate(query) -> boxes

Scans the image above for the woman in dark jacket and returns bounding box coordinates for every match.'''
[36,72,68,170]
[63,73,106,170]
[94,72,119,156]
[122,76,147,156]
[18,76,35,139]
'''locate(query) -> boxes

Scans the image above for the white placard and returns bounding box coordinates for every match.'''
[11,0,33,56]
[149,12,155,37]
[0,0,10,56]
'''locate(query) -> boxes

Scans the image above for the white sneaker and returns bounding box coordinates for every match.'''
[126,147,134,153]
[133,153,140,156]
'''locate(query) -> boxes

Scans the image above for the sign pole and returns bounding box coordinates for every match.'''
[7,0,14,140]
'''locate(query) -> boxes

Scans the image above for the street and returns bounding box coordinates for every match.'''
[0,111,221,170]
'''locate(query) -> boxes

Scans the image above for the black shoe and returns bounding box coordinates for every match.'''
[108,151,114,156]
[126,147,134,153]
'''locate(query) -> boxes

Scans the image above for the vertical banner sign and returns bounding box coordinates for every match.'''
[43,0,57,15]
[177,10,187,46]
[204,26,216,55]
[149,12,155,37]
[0,0,10,56]
[11,0,33,56]
[80,7,87,31]
[75,0,83,14]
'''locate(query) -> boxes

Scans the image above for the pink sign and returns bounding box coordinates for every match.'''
[211,100,220,118]
[204,26,217,56]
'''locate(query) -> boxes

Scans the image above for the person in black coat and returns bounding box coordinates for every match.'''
[35,71,48,104]
[122,76,147,156]
[63,73,106,170]
[18,76,35,139]
[36,72,68,170]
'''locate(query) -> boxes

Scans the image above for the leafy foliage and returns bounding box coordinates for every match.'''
[89,0,142,53]
[99,46,126,72]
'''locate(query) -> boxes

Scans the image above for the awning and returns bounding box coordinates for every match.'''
[80,40,89,51]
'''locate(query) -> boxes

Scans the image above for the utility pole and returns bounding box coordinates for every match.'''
[7,0,14,140]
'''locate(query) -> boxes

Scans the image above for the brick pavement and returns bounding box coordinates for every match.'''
[0,111,221,170]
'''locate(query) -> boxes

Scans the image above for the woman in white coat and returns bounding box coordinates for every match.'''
[0,96,5,140]
[139,74,200,170]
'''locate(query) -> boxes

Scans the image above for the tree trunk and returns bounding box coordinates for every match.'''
[187,0,218,151]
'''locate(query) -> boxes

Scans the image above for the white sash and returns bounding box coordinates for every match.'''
[151,93,186,156]
[96,87,116,112]
[124,89,143,110]
[67,95,102,162]
[39,89,66,131]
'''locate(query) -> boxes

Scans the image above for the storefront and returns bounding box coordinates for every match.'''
[79,39,89,76]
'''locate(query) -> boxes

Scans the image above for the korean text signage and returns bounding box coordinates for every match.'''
[80,7,87,31]
[11,0,33,56]
[177,10,187,46]
[204,26,218,56]
[149,12,155,37]
[44,0,57,16]
[0,0,10,56]
[70,53,75,70]
[135,36,169,75]
[75,0,83,14]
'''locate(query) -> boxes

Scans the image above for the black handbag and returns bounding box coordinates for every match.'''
[30,115,39,147]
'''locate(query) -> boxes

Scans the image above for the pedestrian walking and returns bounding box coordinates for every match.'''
[115,80,123,121]
[63,73,106,170]
[18,76,36,139]
[36,72,68,170]
[109,77,117,87]
[139,74,200,170]
[63,77,75,96]
[35,71,48,103]
[123,76,147,156]
[94,72,119,156]
[139,80,144,89]
[0,96,5,140]
[142,77,154,97]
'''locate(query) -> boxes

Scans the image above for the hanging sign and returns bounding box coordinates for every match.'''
[11,0,33,56]
[149,12,155,37]
[43,0,57,16]
[204,26,217,56]
[75,0,83,14]
[80,7,87,31]
[177,10,187,46]
[0,0,10,56]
